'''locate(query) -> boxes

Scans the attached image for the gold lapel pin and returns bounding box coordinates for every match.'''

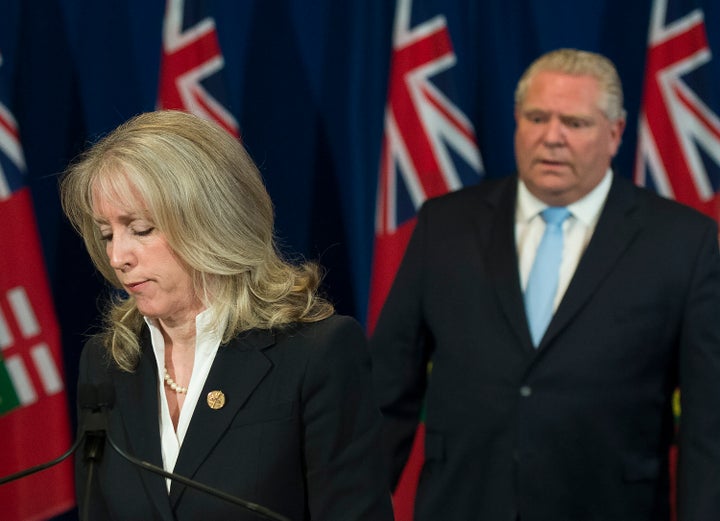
[207,390,226,410]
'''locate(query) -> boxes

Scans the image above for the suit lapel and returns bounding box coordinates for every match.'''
[113,329,175,521]
[483,178,536,352]
[540,176,642,348]
[169,329,274,508]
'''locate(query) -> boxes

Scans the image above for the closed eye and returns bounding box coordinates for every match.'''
[133,227,155,237]
[98,227,112,242]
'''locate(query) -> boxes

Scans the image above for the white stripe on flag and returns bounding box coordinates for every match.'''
[0,101,26,170]
[0,306,13,349]
[5,355,37,405]
[7,286,40,338]
[31,343,63,395]
[0,164,10,201]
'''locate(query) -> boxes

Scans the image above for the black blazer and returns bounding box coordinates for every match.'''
[76,314,394,521]
[371,175,720,521]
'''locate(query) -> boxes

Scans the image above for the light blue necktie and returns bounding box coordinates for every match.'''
[524,207,570,347]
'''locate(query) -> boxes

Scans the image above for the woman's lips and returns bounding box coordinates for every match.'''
[125,280,149,292]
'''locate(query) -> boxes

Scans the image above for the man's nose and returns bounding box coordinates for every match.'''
[543,117,566,146]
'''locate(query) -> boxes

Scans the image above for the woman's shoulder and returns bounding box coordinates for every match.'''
[79,333,114,374]
[80,333,105,357]
[277,315,372,392]
[304,313,362,332]
[267,314,368,367]
[282,314,365,343]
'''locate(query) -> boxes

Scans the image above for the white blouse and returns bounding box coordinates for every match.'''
[146,309,224,492]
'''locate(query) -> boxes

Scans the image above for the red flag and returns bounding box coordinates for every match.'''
[368,0,482,518]
[157,0,239,137]
[634,1,720,519]
[0,102,74,520]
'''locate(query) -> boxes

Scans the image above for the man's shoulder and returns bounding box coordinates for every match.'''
[616,175,717,227]
[422,176,515,213]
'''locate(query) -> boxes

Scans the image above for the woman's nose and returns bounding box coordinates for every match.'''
[107,234,134,272]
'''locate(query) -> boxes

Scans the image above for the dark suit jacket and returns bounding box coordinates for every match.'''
[371,175,720,521]
[76,314,394,521]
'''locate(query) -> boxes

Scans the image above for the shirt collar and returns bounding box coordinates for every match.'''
[516,169,613,226]
[145,307,225,361]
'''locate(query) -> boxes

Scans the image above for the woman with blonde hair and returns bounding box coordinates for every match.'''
[62,110,393,521]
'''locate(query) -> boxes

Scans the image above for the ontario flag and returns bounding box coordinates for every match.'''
[368,0,483,519]
[157,0,239,138]
[634,0,720,519]
[0,23,74,521]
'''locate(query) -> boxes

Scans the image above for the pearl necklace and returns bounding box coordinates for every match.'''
[163,367,188,394]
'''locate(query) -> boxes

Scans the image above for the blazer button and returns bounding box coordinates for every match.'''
[519,385,532,397]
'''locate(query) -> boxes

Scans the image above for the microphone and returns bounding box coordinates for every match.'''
[1,383,291,521]
[77,382,114,521]
[0,383,115,488]
[77,383,291,521]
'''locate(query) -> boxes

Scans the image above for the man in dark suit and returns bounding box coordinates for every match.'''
[370,48,720,521]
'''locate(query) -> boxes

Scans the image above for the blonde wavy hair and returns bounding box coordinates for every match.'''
[515,48,627,122]
[61,110,334,371]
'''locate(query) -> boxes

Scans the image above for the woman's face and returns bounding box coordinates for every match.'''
[92,190,203,329]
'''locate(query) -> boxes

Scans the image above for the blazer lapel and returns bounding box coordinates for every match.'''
[541,175,643,348]
[113,331,176,521]
[169,329,275,508]
[483,178,536,352]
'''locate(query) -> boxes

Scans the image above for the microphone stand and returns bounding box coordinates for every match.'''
[79,388,109,521]
[79,383,291,521]
[104,435,291,521]
[0,436,81,486]
[0,383,291,521]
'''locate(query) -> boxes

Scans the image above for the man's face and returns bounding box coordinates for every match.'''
[514,70,625,206]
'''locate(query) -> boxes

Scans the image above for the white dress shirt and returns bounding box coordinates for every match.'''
[146,308,224,492]
[515,170,613,311]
